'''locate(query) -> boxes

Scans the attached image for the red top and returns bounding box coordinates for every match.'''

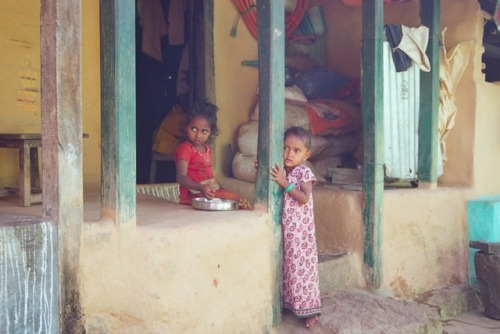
[174,141,214,202]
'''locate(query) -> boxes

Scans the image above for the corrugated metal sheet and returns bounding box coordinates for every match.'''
[382,41,420,181]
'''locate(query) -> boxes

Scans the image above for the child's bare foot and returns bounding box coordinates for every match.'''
[305,315,318,328]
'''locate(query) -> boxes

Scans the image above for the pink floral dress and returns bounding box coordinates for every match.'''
[282,164,321,318]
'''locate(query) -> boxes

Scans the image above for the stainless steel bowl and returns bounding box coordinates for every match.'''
[192,198,238,211]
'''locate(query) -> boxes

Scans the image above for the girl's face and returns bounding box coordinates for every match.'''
[186,116,211,149]
[283,134,311,172]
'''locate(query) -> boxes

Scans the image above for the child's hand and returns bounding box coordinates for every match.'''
[270,163,287,188]
[200,184,216,200]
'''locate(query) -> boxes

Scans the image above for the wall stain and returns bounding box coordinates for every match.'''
[9,38,34,49]
[390,275,414,298]
[17,60,39,112]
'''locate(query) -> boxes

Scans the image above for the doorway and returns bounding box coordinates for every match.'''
[135,0,211,184]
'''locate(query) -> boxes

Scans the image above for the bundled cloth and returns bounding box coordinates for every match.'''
[385,24,430,73]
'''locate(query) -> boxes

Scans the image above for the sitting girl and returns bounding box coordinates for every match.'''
[174,99,251,209]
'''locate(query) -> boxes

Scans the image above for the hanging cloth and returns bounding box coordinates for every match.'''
[395,25,431,72]
[168,0,187,46]
[385,24,413,72]
[137,0,169,62]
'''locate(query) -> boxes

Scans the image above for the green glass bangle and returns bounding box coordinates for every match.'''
[284,183,294,193]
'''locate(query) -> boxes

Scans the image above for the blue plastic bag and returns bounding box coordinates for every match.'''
[296,68,351,99]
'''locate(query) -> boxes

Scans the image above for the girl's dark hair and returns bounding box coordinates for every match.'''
[284,126,312,149]
[184,98,219,137]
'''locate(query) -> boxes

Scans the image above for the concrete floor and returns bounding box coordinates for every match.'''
[0,190,101,221]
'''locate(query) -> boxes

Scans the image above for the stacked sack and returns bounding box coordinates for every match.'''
[232,85,363,182]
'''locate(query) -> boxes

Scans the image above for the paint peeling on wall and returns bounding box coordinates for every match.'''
[17,60,39,112]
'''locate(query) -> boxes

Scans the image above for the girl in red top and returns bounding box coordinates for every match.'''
[174,99,250,208]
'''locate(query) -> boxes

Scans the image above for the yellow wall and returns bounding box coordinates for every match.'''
[0,1,41,188]
[81,0,102,191]
[213,1,259,177]
[438,0,482,187]
[0,1,101,192]
[473,80,500,194]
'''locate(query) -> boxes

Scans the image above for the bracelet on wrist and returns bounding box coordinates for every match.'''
[284,183,294,193]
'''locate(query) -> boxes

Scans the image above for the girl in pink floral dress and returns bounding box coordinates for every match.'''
[270,126,321,328]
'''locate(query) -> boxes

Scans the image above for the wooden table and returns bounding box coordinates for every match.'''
[0,133,88,207]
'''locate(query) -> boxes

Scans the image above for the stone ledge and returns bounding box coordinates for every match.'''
[413,284,483,320]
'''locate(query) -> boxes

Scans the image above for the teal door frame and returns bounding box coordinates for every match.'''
[361,0,441,288]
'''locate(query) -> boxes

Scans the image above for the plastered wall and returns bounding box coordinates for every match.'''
[0,0,101,191]
[80,200,275,333]
[0,2,41,188]
[473,79,500,195]
[213,1,259,177]
[381,188,470,297]
[81,0,102,191]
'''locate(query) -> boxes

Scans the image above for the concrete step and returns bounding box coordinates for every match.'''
[272,284,483,334]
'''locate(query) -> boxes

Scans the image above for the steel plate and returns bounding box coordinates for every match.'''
[192,198,238,211]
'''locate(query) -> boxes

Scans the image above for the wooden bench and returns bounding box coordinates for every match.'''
[0,133,88,207]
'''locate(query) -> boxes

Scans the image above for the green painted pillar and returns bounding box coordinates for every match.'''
[361,0,384,288]
[255,0,285,325]
[100,0,137,225]
[418,0,440,187]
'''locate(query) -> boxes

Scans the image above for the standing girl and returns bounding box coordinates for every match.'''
[174,99,251,208]
[270,126,321,328]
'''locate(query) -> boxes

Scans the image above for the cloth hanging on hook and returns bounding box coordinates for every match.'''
[168,0,187,46]
[385,24,413,72]
[395,25,431,72]
[385,24,430,72]
[137,0,169,62]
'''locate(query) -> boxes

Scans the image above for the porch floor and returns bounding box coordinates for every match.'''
[0,189,101,221]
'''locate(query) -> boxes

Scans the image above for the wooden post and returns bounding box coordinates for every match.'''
[255,0,285,325]
[40,0,85,332]
[361,0,384,288]
[418,0,440,187]
[100,0,137,225]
